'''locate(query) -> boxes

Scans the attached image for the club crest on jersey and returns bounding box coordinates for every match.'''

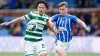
[59,27,67,31]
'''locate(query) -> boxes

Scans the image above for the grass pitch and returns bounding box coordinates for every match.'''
[0,52,100,56]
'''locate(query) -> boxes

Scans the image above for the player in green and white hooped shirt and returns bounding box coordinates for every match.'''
[0,1,51,56]
[24,11,49,42]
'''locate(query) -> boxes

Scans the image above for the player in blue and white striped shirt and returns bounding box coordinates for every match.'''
[49,2,91,56]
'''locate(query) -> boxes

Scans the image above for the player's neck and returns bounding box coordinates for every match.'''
[62,13,67,17]
[38,11,44,16]
[39,14,43,16]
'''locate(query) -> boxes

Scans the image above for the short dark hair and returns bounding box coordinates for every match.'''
[36,0,48,9]
[58,2,68,8]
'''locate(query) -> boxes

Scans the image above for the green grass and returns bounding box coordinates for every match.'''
[0,52,100,56]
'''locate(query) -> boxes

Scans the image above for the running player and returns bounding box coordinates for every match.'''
[49,1,91,56]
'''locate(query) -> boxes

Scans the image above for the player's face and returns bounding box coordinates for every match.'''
[59,6,68,17]
[37,3,47,15]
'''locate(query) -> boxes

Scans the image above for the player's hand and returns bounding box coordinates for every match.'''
[87,27,91,32]
[54,30,60,35]
[0,22,11,26]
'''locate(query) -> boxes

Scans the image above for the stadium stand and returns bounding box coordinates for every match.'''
[0,0,99,36]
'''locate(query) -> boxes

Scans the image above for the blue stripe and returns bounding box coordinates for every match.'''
[56,16,60,29]
[57,16,61,40]
[66,17,69,42]
[69,18,71,31]
[64,31,67,42]
[62,17,65,42]
[68,16,73,42]
[59,16,62,41]
[61,18,65,42]
[64,17,67,42]
[67,17,70,42]
[60,33,63,41]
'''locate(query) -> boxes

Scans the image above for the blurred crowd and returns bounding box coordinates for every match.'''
[0,11,99,36]
[0,0,100,36]
[0,17,26,36]
[0,0,100,9]
[72,11,100,36]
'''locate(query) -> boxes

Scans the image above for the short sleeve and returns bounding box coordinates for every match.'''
[52,14,59,22]
[44,15,49,24]
[23,11,33,20]
[71,16,79,23]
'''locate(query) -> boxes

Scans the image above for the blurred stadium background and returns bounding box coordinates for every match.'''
[0,0,100,56]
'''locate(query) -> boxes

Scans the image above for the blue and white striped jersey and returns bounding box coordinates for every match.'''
[52,14,79,42]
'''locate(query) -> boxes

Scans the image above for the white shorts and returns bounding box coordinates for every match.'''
[24,40,47,56]
[54,40,70,51]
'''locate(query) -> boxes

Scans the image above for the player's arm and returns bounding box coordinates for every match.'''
[77,20,91,32]
[47,17,55,32]
[0,16,25,26]
[47,17,59,35]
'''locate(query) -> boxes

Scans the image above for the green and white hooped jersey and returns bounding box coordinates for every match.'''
[24,11,49,42]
